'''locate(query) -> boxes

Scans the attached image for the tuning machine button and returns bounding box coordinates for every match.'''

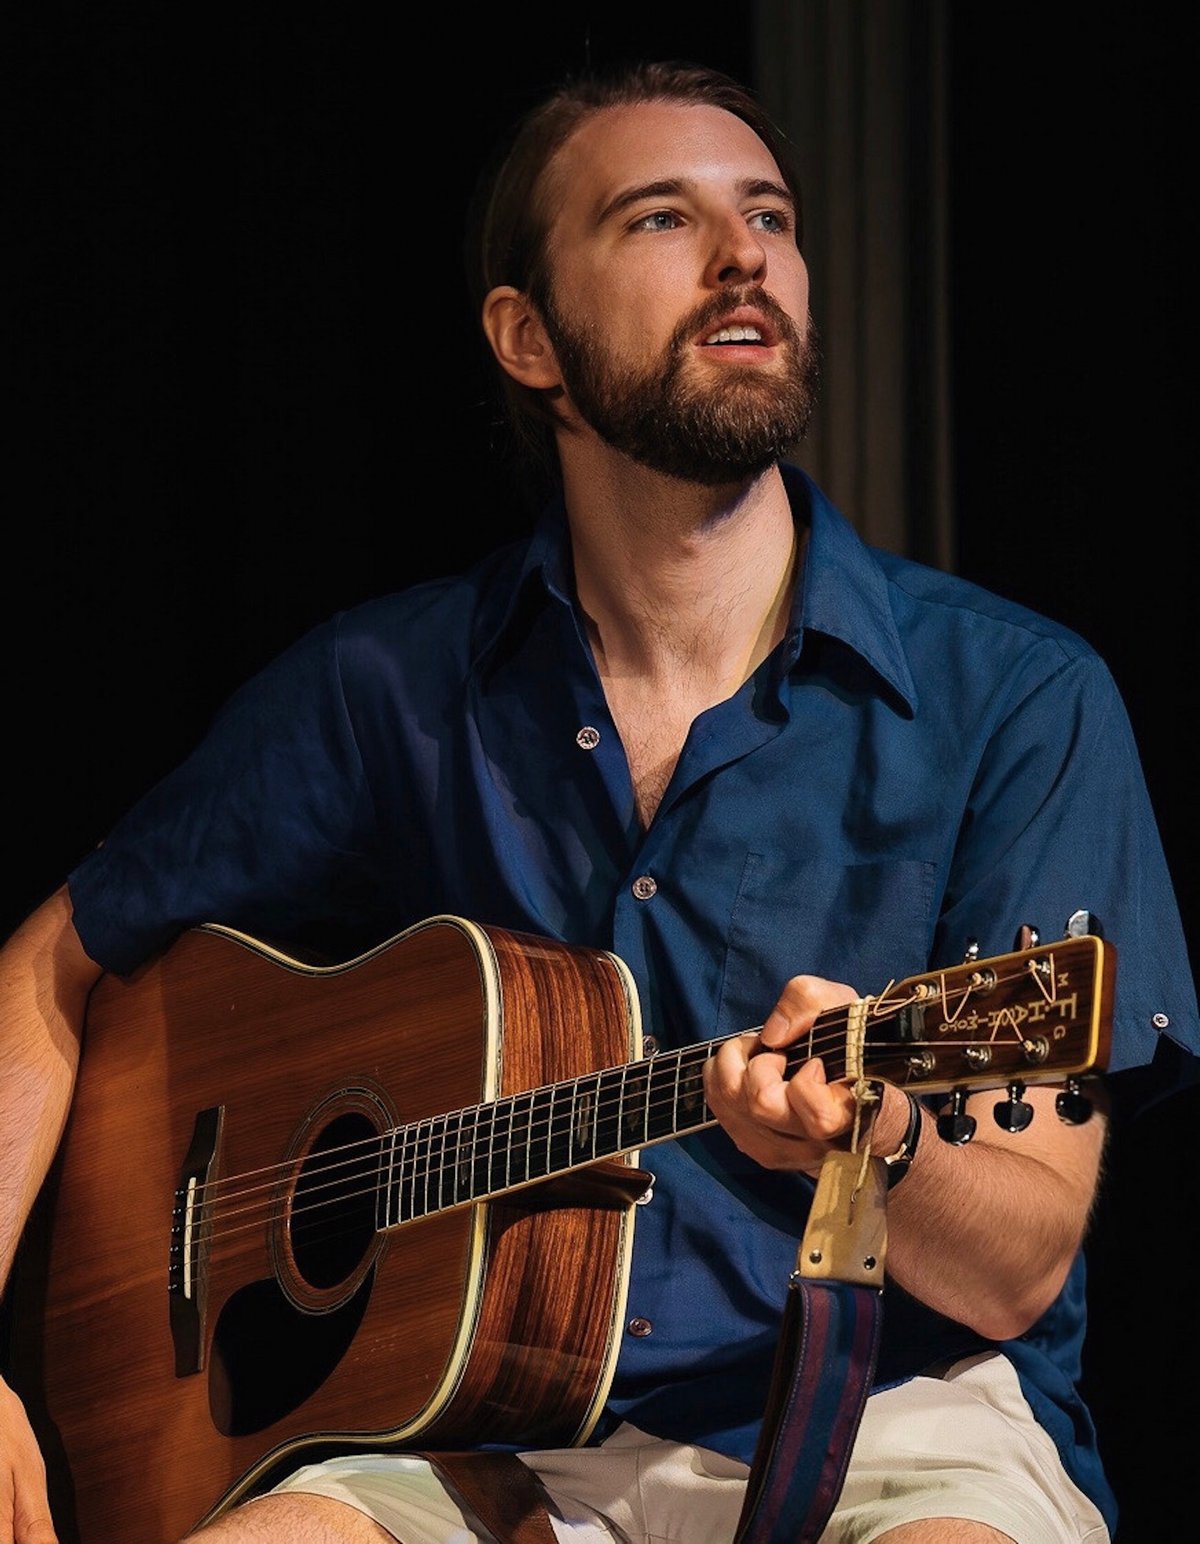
[1055,1078,1094,1125]
[937,1088,977,1144]
[994,1080,1034,1132]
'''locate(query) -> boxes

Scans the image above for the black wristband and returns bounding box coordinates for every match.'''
[883,1091,923,1189]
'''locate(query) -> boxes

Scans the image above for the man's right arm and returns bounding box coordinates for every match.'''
[0,882,103,1544]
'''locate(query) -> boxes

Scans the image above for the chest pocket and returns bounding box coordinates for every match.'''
[716,853,937,1033]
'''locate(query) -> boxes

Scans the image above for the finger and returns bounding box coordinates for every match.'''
[737,1051,795,1128]
[784,1057,856,1141]
[0,1382,57,1544]
[761,975,857,1047]
[705,1038,789,1126]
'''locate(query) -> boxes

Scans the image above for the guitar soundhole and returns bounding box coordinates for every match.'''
[273,1086,392,1314]
[289,1111,380,1292]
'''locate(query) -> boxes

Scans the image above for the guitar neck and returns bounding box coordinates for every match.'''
[384,930,1113,1227]
[385,1033,752,1226]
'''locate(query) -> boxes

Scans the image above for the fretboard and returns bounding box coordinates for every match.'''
[382,1032,836,1227]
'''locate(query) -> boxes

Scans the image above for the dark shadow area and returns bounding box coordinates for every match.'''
[948,14,1196,1539]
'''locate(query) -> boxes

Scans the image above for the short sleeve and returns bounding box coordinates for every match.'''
[934,651,1198,1114]
[68,614,380,974]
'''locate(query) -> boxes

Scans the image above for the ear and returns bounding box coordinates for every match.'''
[481,285,561,390]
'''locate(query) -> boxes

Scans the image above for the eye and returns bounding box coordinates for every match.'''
[749,208,791,235]
[632,209,683,232]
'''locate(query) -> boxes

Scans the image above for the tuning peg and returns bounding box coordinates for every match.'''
[937,1088,977,1144]
[1013,924,1040,950]
[994,1080,1034,1133]
[1065,909,1103,938]
[962,938,980,963]
[1055,1078,1094,1125]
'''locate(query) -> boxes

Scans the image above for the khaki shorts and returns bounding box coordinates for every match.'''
[265,1352,1109,1543]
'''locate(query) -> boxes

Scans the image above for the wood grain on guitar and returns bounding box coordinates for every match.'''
[7,915,1114,1543]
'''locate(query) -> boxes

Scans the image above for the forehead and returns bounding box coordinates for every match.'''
[544,100,787,232]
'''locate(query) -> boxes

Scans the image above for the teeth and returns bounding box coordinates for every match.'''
[704,325,763,344]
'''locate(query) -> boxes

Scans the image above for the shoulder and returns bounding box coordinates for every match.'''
[876,549,1131,745]
[875,545,1096,662]
[258,539,536,703]
[335,539,531,650]
[787,465,1116,721]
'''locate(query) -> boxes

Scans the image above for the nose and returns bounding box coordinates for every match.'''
[704,211,767,287]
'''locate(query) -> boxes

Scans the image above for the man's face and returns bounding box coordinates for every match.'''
[537,100,818,485]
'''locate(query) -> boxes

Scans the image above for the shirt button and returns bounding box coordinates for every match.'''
[642,1034,659,1055]
[576,726,601,750]
[628,1317,653,1338]
[632,875,657,901]
[1153,1012,1170,1029]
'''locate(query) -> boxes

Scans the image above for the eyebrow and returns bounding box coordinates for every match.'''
[596,177,795,228]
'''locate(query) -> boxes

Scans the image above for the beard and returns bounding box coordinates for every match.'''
[540,285,821,486]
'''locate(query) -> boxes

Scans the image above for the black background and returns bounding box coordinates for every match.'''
[6,7,1196,1539]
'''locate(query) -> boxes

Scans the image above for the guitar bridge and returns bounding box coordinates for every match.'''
[170,1104,223,1377]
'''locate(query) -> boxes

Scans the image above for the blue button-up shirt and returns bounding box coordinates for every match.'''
[69,465,1198,1532]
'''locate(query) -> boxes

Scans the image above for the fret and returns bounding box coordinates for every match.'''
[489,1096,512,1194]
[381,1126,397,1229]
[619,1060,644,1147]
[450,1111,469,1204]
[577,1068,604,1157]
[547,1081,574,1177]
[432,1112,450,1215]
[509,1089,533,1187]
[480,1093,500,1200]
[407,1116,428,1221]
[524,1085,551,1184]
[572,1075,596,1163]
[401,1117,413,1222]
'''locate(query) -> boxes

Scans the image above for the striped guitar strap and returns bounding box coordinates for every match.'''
[735,1101,895,1543]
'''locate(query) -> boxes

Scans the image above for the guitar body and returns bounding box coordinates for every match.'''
[11,916,643,1544]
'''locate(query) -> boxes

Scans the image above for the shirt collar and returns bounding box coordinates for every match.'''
[469,493,573,676]
[473,469,919,715]
[781,465,919,713]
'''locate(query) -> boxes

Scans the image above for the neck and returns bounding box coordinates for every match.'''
[564,459,802,686]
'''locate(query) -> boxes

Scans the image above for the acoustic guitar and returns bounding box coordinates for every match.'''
[9,914,1114,1543]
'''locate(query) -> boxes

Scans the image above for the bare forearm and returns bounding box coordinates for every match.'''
[707,1012,1108,1342]
[0,886,98,1290]
[875,1082,1107,1338]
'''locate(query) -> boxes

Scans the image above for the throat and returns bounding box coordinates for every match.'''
[578,497,804,827]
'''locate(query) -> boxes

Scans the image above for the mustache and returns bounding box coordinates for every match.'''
[669,286,804,353]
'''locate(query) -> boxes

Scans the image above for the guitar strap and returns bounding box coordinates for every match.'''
[417,1449,559,1544]
[734,1105,892,1544]
[734,1277,883,1543]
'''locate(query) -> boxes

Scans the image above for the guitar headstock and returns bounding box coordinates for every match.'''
[860,934,1115,1096]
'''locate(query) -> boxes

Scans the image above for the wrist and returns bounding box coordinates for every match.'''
[882,1089,923,1189]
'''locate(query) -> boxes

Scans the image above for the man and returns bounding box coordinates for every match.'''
[1,60,1196,1544]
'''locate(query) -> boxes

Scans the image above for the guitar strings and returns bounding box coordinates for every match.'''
[174,957,1072,1259]
[182,999,869,1220]
[178,964,1060,1250]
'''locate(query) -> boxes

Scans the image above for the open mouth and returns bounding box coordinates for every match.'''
[703,324,765,345]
